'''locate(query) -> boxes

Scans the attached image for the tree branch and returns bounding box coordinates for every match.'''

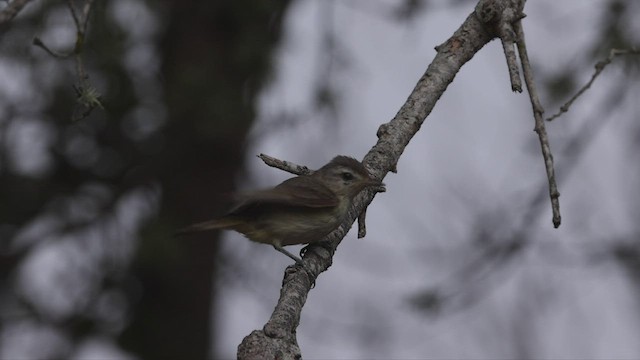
[0,0,33,26]
[475,0,561,227]
[257,153,312,176]
[238,3,496,358]
[546,47,640,122]
[32,0,102,121]
[514,16,562,228]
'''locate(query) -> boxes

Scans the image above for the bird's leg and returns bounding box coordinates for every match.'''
[299,246,308,258]
[276,244,318,288]
[300,240,334,259]
[272,244,303,264]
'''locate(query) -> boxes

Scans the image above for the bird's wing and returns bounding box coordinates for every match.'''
[229,176,339,215]
[274,176,339,207]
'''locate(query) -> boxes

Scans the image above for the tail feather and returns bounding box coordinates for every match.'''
[174,217,242,236]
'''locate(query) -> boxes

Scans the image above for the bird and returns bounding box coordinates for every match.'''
[175,156,383,263]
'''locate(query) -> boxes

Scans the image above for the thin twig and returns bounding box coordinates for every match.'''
[66,0,81,30]
[357,208,367,238]
[32,37,72,58]
[0,0,33,26]
[499,7,522,92]
[81,0,94,35]
[514,19,561,228]
[33,0,101,121]
[356,185,386,239]
[257,154,312,176]
[501,36,522,92]
[546,48,640,122]
[474,0,525,92]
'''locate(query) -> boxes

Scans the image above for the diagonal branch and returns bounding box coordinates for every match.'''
[238,3,497,358]
[546,47,640,122]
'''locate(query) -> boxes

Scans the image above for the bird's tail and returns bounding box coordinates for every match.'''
[174,217,242,236]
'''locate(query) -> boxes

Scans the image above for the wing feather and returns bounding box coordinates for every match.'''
[229,176,338,216]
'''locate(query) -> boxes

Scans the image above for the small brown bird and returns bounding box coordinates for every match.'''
[176,156,383,263]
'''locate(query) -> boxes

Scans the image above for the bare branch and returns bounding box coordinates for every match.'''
[66,0,82,30]
[475,0,525,92]
[0,0,33,26]
[498,6,522,92]
[32,37,72,58]
[240,0,569,356]
[514,18,561,228]
[33,0,101,121]
[257,153,312,176]
[357,208,368,238]
[501,36,522,92]
[81,0,94,35]
[239,4,495,357]
[473,0,560,227]
[546,48,640,122]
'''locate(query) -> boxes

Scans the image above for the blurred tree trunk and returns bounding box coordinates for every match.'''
[118,1,292,359]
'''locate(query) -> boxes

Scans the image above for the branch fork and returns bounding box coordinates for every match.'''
[476,0,561,228]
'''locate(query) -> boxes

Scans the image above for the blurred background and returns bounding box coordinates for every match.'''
[1,0,639,358]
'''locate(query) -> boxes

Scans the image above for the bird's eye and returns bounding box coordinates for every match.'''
[341,172,354,181]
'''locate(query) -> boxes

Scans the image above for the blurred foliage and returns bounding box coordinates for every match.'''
[0,0,291,358]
